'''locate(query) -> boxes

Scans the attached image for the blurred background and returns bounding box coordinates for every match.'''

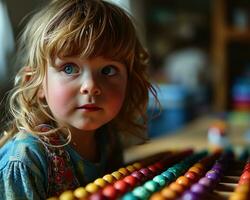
[0,0,249,138]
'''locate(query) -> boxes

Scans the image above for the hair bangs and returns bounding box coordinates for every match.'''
[44,0,137,68]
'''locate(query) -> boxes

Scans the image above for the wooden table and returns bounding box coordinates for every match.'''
[124,115,249,163]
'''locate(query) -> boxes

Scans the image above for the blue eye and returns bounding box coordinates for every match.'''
[101,65,117,76]
[63,63,79,75]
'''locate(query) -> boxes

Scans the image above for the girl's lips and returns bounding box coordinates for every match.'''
[77,104,102,111]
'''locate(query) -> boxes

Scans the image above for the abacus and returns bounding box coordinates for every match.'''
[48,148,250,200]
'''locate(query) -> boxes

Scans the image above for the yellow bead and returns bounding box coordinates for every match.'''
[193,163,204,170]
[235,184,250,193]
[126,165,136,173]
[59,190,74,200]
[85,183,99,193]
[118,168,129,176]
[74,187,88,198]
[133,162,142,170]
[112,171,123,180]
[103,174,115,183]
[94,178,107,188]
[229,193,248,200]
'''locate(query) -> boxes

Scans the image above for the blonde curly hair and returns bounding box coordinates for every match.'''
[5,0,157,142]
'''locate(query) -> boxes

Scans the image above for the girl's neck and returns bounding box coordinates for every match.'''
[69,128,99,162]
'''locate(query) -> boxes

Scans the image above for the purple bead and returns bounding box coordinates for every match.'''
[198,177,215,190]
[139,168,153,179]
[190,183,207,195]
[206,170,220,182]
[181,191,201,200]
[131,171,144,182]
[212,163,224,173]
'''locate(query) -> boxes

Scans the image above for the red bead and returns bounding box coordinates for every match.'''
[148,165,159,174]
[123,175,138,188]
[154,162,164,171]
[113,180,129,194]
[184,171,200,183]
[102,185,118,199]
[241,171,250,181]
[89,190,107,200]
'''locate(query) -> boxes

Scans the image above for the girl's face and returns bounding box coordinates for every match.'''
[41,56,127,132]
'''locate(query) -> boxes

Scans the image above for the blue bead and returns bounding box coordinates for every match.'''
[161,170,176,181]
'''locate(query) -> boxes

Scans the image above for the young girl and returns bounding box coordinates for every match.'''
[0,0,157,199]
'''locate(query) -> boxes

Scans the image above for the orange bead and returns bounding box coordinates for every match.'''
[176,176,191,188]
[169,182,185,194]
[189,166,203,176]
[161,187,177,199]
[149,192,166,200]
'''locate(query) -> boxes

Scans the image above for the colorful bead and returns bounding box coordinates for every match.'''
[126,165,136,173]
[185,171,199,183]
[132,186,151,199]
[114,180,130,194]
[162,171,176,181]
[149,192,166,200]
[153,175,168,187]
[144,180,160,192]
[102,185,118,199]
[133,162,142,170]
[59,190,74,200]
[119,168,129,176]
[103,174,115,184]
[190,183,207,195]
[169,182,185,194]
[85,183,99,193]
[73,187,88,198]
[131,171,145,182]
[94,178,107,188]
[121,192,139,200]
[89,190,106,200]
[112,171,123,180]
[176,176,191,187]
[123,175,138,188]
[161,187,177,199]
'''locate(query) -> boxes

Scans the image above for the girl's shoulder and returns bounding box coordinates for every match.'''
[0,131,47,171]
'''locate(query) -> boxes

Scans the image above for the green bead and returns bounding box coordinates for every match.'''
[153,175,168,187]
[132,186,151,199]
[122,192,139,200]
[144,180,160,192]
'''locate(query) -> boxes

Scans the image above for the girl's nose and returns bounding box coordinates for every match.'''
[79,77,101,96]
